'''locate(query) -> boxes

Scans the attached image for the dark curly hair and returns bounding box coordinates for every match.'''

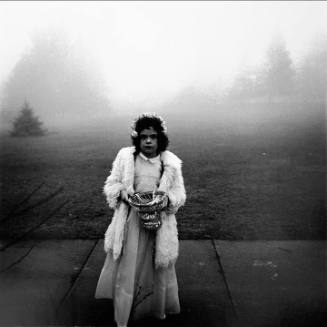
[131,114,169,155]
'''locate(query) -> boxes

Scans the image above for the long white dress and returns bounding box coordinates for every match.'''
[95,152,180,326]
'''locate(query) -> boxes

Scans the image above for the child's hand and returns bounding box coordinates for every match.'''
[163,193,169,206]
[160,193,169,209]
[163,195,177,214]
[120,189,130,203]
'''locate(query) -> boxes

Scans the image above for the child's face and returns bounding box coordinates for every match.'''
[139,127,158,158]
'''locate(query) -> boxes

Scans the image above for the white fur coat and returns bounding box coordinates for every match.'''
[103,146,186,269]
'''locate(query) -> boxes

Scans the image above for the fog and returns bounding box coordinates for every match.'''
[0,1,326,131]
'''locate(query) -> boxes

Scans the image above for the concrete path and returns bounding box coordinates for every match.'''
[215,240,326,327]
[0,239,325,326]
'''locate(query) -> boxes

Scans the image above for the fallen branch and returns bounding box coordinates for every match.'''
[0,241,37,273]
[0,200,69,251]
[0,182,45,223]
[13,186,64,216]
[131,284,154,315]
[0,186,64,224]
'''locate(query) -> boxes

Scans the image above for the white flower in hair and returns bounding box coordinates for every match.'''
[131,130,138,138]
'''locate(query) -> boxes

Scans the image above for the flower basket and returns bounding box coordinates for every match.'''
[128,191,168,231]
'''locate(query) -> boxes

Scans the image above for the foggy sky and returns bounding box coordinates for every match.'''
[1,1,327,108]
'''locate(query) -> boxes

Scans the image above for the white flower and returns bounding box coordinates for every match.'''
[131,130,138,138]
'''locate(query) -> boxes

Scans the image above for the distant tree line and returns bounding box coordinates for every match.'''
[1,30,326,132]
[227,34,327,103]
[1,31,110,131]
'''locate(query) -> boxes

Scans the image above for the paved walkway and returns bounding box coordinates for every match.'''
[0,239,326,326]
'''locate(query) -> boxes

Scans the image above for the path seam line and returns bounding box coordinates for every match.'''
[211,239,238,319]
[55,239,99,317]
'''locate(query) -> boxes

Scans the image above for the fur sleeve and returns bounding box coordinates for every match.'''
[103,149,125,209]
[165,165,186,215]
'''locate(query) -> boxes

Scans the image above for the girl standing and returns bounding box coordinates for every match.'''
[95,113,186,327]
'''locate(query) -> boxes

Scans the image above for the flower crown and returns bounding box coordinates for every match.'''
[131,112,168,138]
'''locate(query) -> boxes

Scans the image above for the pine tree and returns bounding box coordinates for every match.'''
[10,101,46,136]
[2,32,110,129]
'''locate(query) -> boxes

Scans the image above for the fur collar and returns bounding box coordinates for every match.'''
[118,146,182,168]
[118,146,182,196]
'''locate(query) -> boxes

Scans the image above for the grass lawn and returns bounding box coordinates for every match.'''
[0,102,325,240]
